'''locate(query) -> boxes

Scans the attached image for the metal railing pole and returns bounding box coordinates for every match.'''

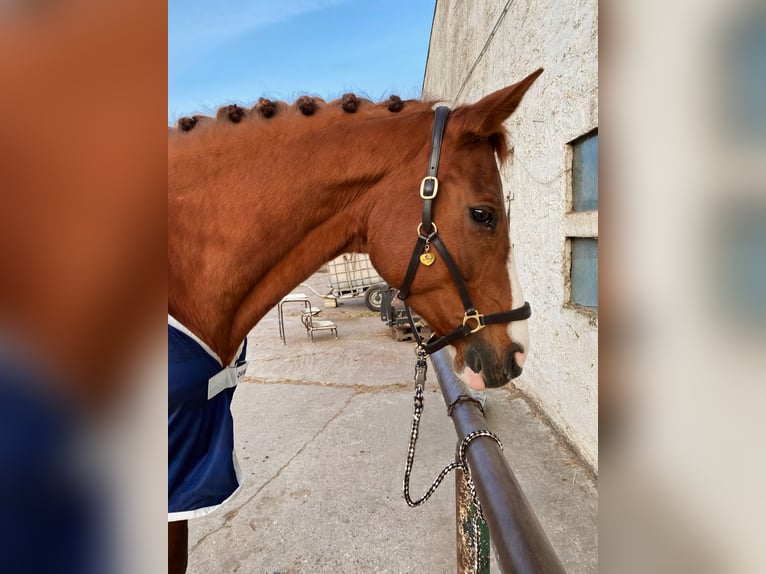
[431,349,567,574]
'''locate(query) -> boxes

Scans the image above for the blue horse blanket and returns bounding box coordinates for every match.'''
[0,357,107,574]
[168,317,247,521]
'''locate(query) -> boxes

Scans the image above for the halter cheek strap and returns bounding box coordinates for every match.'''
[398,106,449,299]
[397,105,532,355]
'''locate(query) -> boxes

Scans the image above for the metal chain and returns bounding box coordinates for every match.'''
[402,353,504,572]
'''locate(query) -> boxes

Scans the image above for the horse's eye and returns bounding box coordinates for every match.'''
[470,208,496,229]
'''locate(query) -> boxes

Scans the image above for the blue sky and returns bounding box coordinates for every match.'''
[168,0,436,123]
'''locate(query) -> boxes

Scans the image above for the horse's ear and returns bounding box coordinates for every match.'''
[454,68,543,136]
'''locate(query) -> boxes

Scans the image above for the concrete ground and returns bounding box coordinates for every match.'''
[187,269,597,573]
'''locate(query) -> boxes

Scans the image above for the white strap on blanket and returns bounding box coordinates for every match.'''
[168,315,246,399]
[206,362,248,400]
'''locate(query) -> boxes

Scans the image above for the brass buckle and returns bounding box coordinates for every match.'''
[462,310,485,333]
[419,176,439,200]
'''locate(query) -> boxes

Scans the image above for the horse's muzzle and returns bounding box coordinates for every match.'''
[464,340,525,388]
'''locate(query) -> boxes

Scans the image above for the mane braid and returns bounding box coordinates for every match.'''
[177,116,197,132]
[217,104,248,123]
[176,114,212,132]
[296,96,317,116]
[341,93,359,113]
[254,98,276,118]
[387,95,404,112]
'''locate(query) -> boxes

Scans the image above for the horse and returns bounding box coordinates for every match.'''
[168,68,543,573]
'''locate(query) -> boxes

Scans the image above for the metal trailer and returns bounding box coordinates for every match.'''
[325,253,387,311]
[379,285,432,342]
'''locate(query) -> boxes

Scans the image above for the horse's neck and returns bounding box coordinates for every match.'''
[169,118,421,363]
[226,206,368,356]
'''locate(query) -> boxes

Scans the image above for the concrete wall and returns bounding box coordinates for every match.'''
[423,0,598,470]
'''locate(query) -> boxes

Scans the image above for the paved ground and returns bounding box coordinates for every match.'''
[187,269,597,573]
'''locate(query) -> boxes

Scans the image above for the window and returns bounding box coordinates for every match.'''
[572,133,598,211]
[564,130,598,312]
[723,12,766,142]
[570,238,598,309]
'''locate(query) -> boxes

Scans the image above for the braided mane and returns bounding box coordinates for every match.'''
[170,93,420,134]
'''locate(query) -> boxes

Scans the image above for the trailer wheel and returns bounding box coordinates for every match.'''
[364,285,385,312]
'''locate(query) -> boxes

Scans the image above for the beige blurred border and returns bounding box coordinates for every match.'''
[603,0,766,571]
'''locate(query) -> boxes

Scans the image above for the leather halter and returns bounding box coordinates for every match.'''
[397,105,532,355]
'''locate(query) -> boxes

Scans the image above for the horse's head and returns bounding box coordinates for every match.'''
[368,69,542,390]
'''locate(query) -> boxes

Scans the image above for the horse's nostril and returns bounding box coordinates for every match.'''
[510,357,523,379]
[466,349,482,374]
[504,348,524,380]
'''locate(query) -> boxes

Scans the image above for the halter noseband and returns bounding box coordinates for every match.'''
[397,105,532,355]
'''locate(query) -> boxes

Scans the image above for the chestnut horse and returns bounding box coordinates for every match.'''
[168,69,542,573]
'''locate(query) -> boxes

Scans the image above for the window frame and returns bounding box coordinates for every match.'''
[563,129,599,317]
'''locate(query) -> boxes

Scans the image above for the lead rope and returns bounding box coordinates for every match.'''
[403,348,504,573]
